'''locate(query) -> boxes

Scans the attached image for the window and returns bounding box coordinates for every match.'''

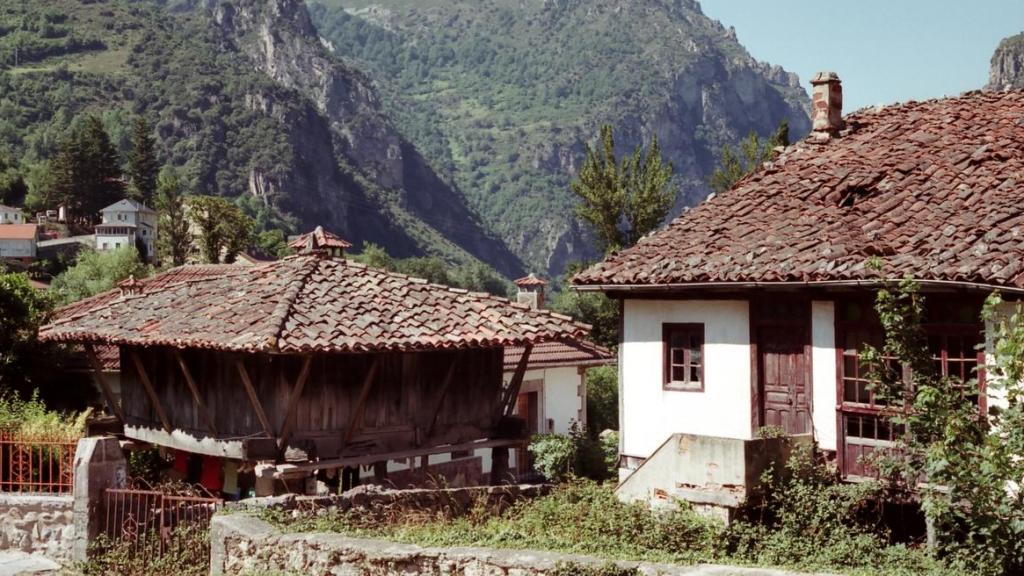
[101,242,108,250]
[663,323,704,391]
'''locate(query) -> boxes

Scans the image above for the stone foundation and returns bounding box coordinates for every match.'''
[211,512,804,576]
[0,494,74,562]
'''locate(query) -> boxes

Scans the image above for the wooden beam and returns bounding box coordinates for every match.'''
[129,350,173,434]
[425,359,459,439]
[173,350,218,435]
[83,344,124,422]
[277,355,313,451]
[342,358,381,446]
[236,359,275,438]
[501,343,533,416]
[273,437,526,476]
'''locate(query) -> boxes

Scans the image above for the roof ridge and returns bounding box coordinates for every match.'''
[266,256,321,352]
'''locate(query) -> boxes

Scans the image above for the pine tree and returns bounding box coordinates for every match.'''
[155,169,191,266]
[126,117,158,205]
[51,115,124,222]
[570,125,675,254]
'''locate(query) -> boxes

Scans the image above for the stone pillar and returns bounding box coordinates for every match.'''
[490,446,509,486]
[72,436,126,562]
[254,463,276,497]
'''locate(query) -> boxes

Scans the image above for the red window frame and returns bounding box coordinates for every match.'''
[663,323,705,392]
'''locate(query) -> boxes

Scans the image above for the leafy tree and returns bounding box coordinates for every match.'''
[0,273,53,388]
[155,168,191,266]
[395,256,453,285]
[570,125,675,254]
[50,247,151,305]
[452,262,510,297]
[255,229,290,260]
[863,280,1024,574]
[187,196,255,264]
[708,122,789,194]
[51,114,124,221]
[125,116,158,205]
[550,288,618,349]
[585,365,617,435]
[352,242,395,270]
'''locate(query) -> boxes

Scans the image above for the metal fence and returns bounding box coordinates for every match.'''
[0,432,78,494]
[103,479,222,561]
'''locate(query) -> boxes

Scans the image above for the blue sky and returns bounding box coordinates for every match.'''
[699,0,1024,111]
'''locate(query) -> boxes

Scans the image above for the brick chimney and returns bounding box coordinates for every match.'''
[810,71,843,135]
[513,273,547,310]
[118,275,143,297]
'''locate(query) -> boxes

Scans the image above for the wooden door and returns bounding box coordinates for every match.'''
[514,391,539,475]
[758,322,811,435]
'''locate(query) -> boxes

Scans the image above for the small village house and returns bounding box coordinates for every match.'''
[0,204,24,225]
[94,199,158,263]
[574,74,1024,511]
[0,223,39,261]
[40,242,589,495]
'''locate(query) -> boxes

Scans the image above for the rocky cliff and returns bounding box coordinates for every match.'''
[309,0,811,274]
[989,32,1024,90]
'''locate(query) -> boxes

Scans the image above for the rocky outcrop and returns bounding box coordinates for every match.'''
[989,32,1024,90]
[205,0,524,276]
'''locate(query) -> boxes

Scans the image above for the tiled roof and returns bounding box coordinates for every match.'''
[100,199,155,214]
[288,226,353,251]
[574,90,1024,291]
[504,339,614,372]
[513,273,548,287]
[0,224,38,240]
[40,255,589,353]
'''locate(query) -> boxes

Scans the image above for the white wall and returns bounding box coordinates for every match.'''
[811,301,837,451]
[96,234,133,251]
[0,238,35,258]
[621,299,752,460]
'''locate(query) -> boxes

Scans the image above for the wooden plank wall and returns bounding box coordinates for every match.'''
[120,345,504,460]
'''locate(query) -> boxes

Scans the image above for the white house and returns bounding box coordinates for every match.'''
[573,75,1024,507]
[0,204,24,225]
[95,199,158,263]
[0,223,38,260]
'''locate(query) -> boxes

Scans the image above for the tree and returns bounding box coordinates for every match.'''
[585,365,617,435]
[0,273,53,388]
[155,168,191,266]
[352,242,395,271]
[255,229,290,260]
[864,280,1024,574]
[51,115,124,220]
[51,247,151,305]
[570,125,675,254]
[708,122,789,194]
[126,117,158,205]
[187,196,255,264]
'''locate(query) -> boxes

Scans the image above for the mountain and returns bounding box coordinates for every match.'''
[307,0,812,273]
[0,0,524,276]
[989,32,1024,90]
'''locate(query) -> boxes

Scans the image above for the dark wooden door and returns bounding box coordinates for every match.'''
[514,391,539,475]
[758,325,811,435]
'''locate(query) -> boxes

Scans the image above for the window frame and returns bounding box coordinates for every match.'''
[662,323,705,392]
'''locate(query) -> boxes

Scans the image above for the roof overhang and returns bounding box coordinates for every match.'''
[573,278,1024,296]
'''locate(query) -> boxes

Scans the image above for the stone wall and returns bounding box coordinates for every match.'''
[0,494,74,562]
[211,512,800,576]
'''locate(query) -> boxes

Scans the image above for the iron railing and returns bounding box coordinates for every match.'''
[0,432,78,494]
[103,479,222,560]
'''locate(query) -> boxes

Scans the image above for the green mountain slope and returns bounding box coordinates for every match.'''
[308,0,812,273]
[0,0,524,276]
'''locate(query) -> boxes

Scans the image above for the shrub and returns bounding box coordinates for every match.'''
[528,422,612,483]
[77,523,209,576]
[549,561,639,576]
[0,388,87,438]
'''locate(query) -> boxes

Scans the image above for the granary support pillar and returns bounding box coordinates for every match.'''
[72,436,127,562]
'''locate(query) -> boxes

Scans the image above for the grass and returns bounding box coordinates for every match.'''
[258,479,956,576]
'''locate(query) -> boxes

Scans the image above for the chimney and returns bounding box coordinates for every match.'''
[810,71,843,136]
[118,275,143,297]
[513,273,547,310]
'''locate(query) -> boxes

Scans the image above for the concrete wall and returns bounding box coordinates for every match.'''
[210,512,791,576]
[810,301,838,451]
[0,238,35,258]
[0,495,74,562]
[621,299,752,464]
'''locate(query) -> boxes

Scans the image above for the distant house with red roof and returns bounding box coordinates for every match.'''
[574,74,1024,509]
[0,223,39,261]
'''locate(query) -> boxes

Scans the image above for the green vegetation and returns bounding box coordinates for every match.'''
[156,168,191,266]
[528,423,615,483]
[188,195,255,264]
[51,246,151,305]
[0,389,86,439]
[861,280,1024,575]
[77,524,209,576]
[126,116,157,204]
[0,272,53,386]
[352,242,512,297]
[262,460,951,575]
[708,123,790,194]
[44,113,124,219]
[585,365,617,434]
[571,125,674,253]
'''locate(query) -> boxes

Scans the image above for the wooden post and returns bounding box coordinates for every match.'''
[491,446,510,486]
[236,359,275,438]
[501,343,533,416]
[373,461,387,483]
[342,358,381,446]
[277,355,313,451]
[83,344,124,422]
[173,350,218,435]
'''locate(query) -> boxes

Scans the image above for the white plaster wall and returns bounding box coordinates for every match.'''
[96,234,133,251]
[0,238,35,258]
[984,300,1017,413]
[541,366,584,434]
[811,301,838,451]
[621,299,752,460]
